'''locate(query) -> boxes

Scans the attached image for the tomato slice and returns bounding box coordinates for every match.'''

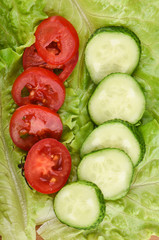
[56,51,79,82]
[23,44,63,70]
[23,44,79,82]
[35,16,79,65]
[24,138,71,194]
[9,105,63,151]
[12,67,65,111]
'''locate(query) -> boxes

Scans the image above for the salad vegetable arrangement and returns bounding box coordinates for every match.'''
[1,0,159,240]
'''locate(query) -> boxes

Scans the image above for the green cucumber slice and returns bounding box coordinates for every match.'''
[85,26,141,84]
[78,149,133,200]
[81,120,145,167]
[88,73,145,125]
[54,181,105,230]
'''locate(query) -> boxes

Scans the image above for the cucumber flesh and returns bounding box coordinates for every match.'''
[81,120,145,167]
[85,27,141,84]
[88,73,145,125]
[54,181,105,230]
[78,149,133,200]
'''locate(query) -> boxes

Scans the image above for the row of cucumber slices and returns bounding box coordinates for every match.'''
[79,120,145,198]
[54,26,146,230]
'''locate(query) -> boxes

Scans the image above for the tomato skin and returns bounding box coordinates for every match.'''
[24,138,72,194]
[9,105,63,151]
[35,16,79,65]
[23,44,79,82]
[58,51,79,82]
[12,67,65,111]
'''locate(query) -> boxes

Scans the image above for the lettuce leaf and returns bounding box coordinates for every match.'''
[0,2,55,240]
[0,49,56,240]
[38,120,159,240]
[1,0,159,240]
[36,67,159,240]
[0,0,46,52]
[38,1,159,239]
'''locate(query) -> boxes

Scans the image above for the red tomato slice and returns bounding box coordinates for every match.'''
[23,44,79,82]
[24,138,71,194]
[12,67,65,111]
[57,51,79,82]
[23,44,63,70]
[9,105,63,151]
[35,16,79,65]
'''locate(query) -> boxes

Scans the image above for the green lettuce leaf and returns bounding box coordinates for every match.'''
[0,0,94,239]
[0,49,56,240]
[0,2,55,239]
[38,120,159,240]
[38,1,159,240]
[0,0,46,52]
[1,0,159,240]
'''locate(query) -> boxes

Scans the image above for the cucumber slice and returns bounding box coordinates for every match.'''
[78,149,133,200]
[54,181,105,230]
[88,73,145,125]
[81,120,145,167]
[85,26,141,84]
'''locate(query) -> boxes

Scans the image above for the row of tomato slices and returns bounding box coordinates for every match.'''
[9,16,79,194]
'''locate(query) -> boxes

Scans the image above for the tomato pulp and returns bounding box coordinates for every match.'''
[35,16,79,65]
[23,44,79,82]
[9,105,63,151]
[12,67,65,111]
[24,138,72,194]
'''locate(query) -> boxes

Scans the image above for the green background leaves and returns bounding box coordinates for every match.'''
[1,0,159,239]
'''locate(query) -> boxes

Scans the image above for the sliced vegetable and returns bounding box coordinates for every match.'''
[9,104,63,151]
[88,73,145,125]
[78,149,133,200]
[12,67,65,111]
[54,181,105,229]
[23,43,63,71]
[24,138,72,194]
[57,51,79,82]
[35,16,79,65]
[23,44,79,82]
[85,26,141,84]
[81,120,145,167]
